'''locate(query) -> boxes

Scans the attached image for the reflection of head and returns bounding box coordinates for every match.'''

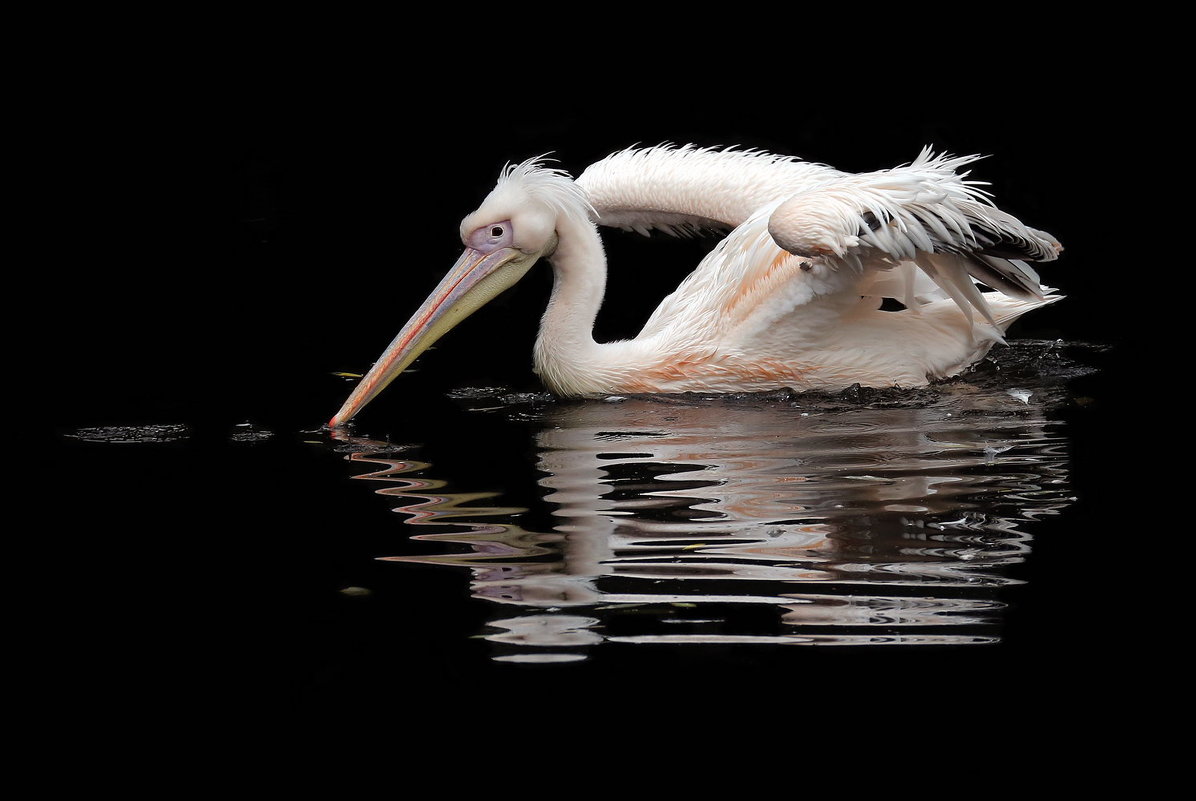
[473,574,602,607]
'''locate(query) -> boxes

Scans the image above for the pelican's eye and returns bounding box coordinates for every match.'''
[467,219,515,253]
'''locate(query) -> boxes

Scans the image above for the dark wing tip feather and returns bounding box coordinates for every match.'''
[966,255,1046,300]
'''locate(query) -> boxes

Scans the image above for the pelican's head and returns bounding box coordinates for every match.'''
[328,157,591,427]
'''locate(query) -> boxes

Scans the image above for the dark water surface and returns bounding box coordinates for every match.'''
[49,339,1137,726]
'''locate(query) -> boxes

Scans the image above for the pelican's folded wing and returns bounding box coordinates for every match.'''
[765,149,1061,326]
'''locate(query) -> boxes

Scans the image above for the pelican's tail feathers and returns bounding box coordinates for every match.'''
[965,255,1046,301]
[985,287,1063,333]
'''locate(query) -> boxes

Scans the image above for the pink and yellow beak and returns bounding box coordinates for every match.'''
[328,244,536,427]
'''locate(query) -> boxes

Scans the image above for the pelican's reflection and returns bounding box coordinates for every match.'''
[335,362,1075,660]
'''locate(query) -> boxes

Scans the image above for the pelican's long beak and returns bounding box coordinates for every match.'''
[328,246,534,427]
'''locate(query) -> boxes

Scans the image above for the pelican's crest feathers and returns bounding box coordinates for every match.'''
[492,155,596,226]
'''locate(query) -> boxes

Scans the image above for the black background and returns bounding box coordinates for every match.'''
[52,78,1143,430]
[28,27,1165,762]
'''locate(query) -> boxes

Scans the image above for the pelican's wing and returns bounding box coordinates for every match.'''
[580,144,1060,332]
[765,149,1061,326]
[636,200,831,343]
[576,144,840,236]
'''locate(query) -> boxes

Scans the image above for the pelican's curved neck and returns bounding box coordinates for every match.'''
[533,212,610,394]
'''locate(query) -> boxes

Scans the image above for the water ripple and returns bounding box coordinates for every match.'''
[333,341,1088,661]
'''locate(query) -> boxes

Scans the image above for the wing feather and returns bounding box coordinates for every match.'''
[766,150,1060,322]
[576,144,1059,333]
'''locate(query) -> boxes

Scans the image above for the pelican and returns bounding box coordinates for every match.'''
[328,145,1062,427]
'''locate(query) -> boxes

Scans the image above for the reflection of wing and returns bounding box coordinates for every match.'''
[538,391,1069,553]
[335,362,1075,656]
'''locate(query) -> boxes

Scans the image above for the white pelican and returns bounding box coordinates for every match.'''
[328,145,1062,427]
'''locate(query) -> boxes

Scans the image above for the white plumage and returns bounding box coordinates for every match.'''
[328,144,1063,427]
